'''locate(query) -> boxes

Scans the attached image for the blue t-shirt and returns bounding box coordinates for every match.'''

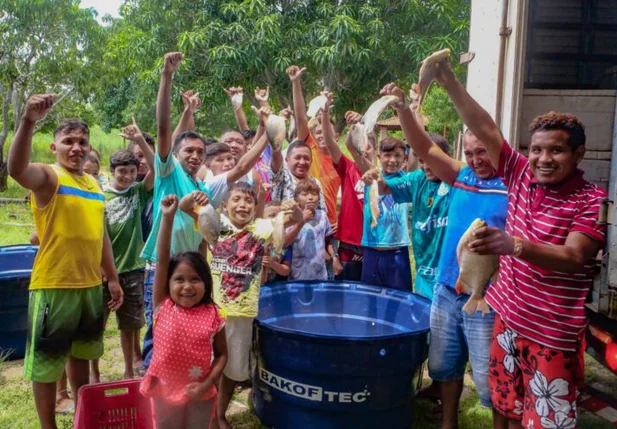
[387,170,451,300]
[361,170,411,249]
[436,166,508,288]
[141,154,207,262]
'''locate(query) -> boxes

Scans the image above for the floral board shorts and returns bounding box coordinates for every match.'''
[489,314,583,429]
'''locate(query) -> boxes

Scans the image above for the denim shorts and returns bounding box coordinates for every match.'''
[428,283,495,407]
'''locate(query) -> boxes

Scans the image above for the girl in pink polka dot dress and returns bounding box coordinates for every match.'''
[140,195,228,429]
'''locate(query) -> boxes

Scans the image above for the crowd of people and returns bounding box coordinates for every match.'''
[7,51,606,429]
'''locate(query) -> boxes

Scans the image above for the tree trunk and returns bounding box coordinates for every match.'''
[0,80,14,192]
[12,83,20,133]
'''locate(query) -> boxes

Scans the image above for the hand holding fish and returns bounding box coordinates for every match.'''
[409,84,421,112]
[251,105,272,123]
[224,86,244,108]
[433,59,456,88]
[191,191,210,208]
[160,195,179,218]
[379,83,407,110]
[468,226,515,256]
[345,111,362,125]
[361,168,381,185]
[262,255,272,268]
[279,106,293,121]
[286,65,307,82]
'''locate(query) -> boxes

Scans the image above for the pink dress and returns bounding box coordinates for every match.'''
[141,297,225,405]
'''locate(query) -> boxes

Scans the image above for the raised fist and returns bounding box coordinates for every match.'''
[23,94,56,122]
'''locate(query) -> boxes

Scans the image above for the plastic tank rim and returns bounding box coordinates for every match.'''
[256,280,431,342]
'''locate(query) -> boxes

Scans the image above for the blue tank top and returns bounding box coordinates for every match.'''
[436,166,508,288]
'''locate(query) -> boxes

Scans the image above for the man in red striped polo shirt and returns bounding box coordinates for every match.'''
[434,62,606,429]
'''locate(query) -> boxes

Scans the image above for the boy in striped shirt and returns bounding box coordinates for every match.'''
[435,61,606,429]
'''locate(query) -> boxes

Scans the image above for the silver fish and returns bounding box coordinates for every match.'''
[271,211,286,254]
[287,116,296,142]
[369,181,380,229]
[349,123,368,155]
[231,93,243,108]
[363,95,399,136]
[417,48,451,107]
[455,218,499,316]
[265,114,287,151]
[197,205,221,247]
[306,94,328,118]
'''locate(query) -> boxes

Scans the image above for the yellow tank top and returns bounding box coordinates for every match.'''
[30,165,105,289]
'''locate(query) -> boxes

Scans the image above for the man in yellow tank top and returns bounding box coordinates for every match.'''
[8,94,124,429]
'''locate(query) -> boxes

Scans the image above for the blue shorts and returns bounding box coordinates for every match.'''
[361,247,412,291]
[141,264,155,368]
[428,283,494,408]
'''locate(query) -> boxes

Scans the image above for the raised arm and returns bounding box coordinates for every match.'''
[224,87,249,131]
[345,130,374,175]
[8,94,57,199]
[381,83,463,186]
[153,195,178,310]
[435,61,503,169]
[157,52,184,161]
[171,90,200,145]
[321,92,342,163]
[119,118,155,191]
[228,132,268,184]
[286,65,309,142]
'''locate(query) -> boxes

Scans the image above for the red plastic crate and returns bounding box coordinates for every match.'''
[74,379,154,429]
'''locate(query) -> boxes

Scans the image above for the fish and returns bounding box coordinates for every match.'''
[369,181,380,228]
[349,95,398,155]
[265,114,287,151]
[455,218,499,316]
[271,211,286,254]
[363,95,399,136]
[287,116,296,142]
[349,123,368,155]
[306,94,328,118]
[197,204,221,247]
[417,48,451,107]
[231,93,243,108]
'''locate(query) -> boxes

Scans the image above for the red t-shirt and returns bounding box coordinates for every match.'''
[333,155,365,247]
[485,141,606,352]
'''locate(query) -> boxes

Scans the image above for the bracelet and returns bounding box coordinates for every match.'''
[512,236,523,257]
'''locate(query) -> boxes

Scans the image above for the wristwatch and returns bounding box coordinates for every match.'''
[512,236,523,257]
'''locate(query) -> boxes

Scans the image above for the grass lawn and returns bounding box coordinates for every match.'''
[1,129,617,428]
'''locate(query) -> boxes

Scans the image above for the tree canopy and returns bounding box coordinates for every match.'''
[0,0,470,190]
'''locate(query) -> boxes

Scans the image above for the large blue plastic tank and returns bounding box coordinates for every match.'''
[0,245,37,360]
[252,281,431,429]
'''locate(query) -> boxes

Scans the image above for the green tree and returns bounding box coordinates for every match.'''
[99,0,469,136]
[0,0,106,190]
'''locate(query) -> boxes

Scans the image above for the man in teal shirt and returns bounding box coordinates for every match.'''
[366,134,451,300]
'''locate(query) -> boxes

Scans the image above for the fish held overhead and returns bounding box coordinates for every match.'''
[455,218,499,316]
[417,48,451,107]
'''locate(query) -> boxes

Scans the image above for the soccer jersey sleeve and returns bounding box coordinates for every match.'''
[386,170,424,204]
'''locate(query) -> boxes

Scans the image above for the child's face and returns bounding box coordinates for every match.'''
[207,152,235,176]
[226,190,256,228]
[131,145,150,179]
[263,205,281,219]
[83,160,100,177]
[169,261,206,308]
[296,190,319,211]
[379,148,405,175]
[111,165,138,190]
